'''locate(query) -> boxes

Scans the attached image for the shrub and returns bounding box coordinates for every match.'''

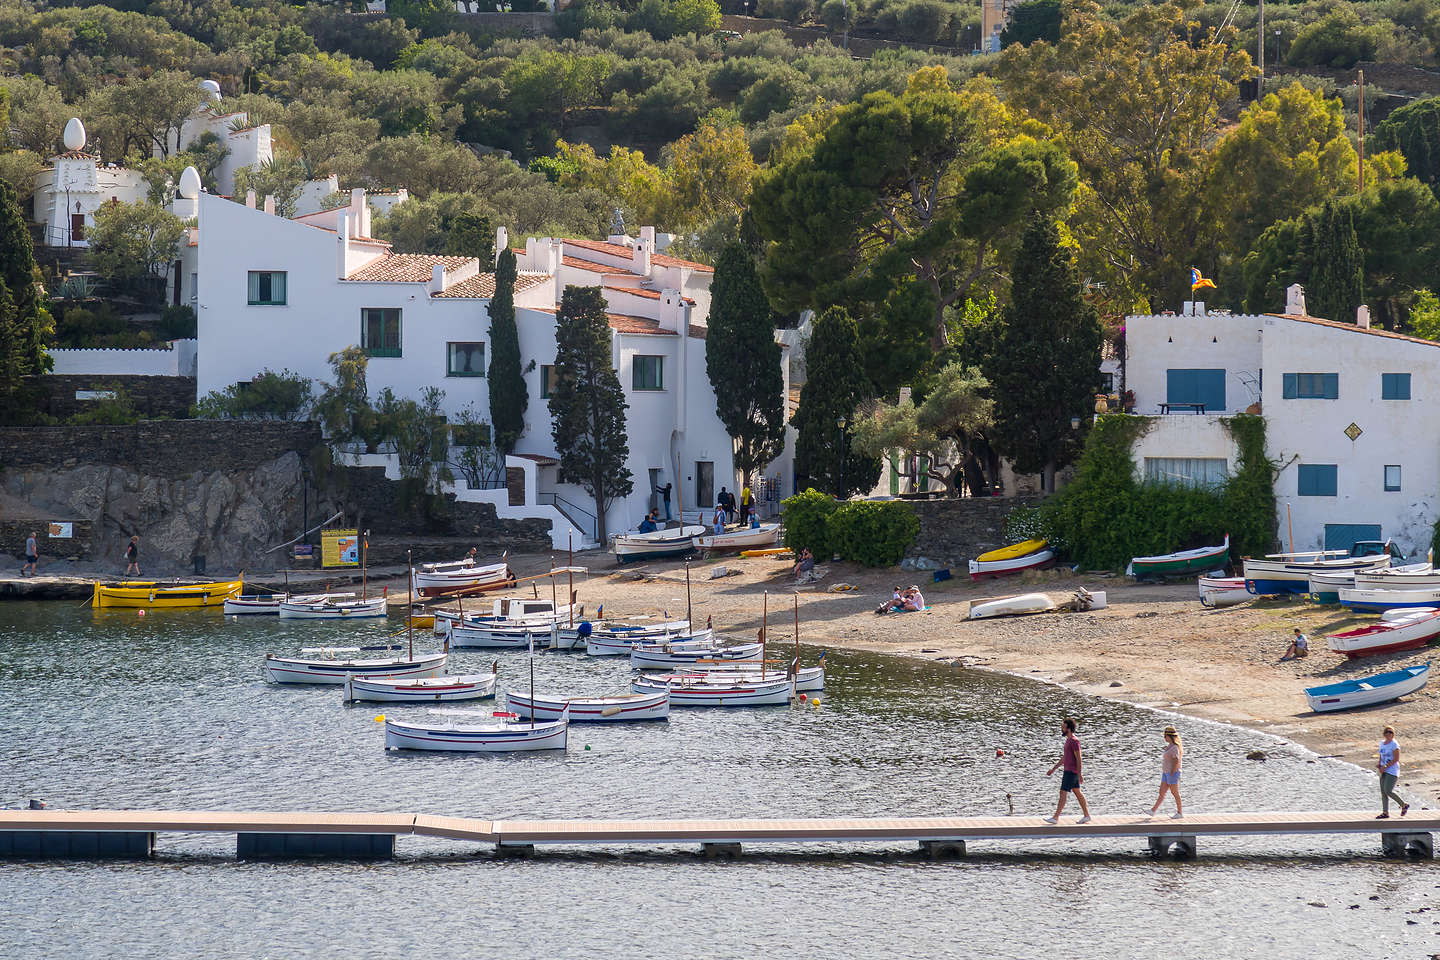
[69,388,139,425]
[158,304,196,340]
[828,499,919,566]
[756,0,813,22]
[893,0,952,42]
[196,369,313,420]
[1287,8,1388,68]
[780,487,838,558]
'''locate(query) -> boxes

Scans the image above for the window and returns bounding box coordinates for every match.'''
[632,355,664,391]
[247,271,287,305]
[1297,464,1338,497]
[1385,465,1402,492]
[540,364,558,399]
[1165,369,1225,411]
[1100,372,1115,393]
[1281,372,1338,399]
[1382,373,1411,400]
[1143,458,1229,489]
[447,342,485,377]
[361,308,401,357]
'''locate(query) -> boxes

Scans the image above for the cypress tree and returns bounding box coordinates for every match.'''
[980,213,1102,492]
[487,248,527,455]
[1307,200,1365,324]
[792,306,880,499]
[548,285,634,541]
[706,243,786,490]
[0,178,49,389]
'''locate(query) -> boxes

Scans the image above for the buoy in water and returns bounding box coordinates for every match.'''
[995,748,1005,757]
[137,610,145,617]
[374,715,386,723]
[584,744,591,751]
[810,698,820,706]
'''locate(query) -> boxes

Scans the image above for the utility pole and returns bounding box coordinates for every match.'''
[1357,69,1366,192]
[1256,0,1264,92]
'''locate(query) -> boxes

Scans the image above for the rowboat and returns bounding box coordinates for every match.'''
[1354,564,1440,591]
[506,688,670,722]
[1307,569,1357,604]
[343,671,498,703]
[1304,662,1429,713]
[223,592,346,616]
[432,599,578,636]
[646,664,826,693]
[612,525,706,563]
[1198,576,1249,608]
[739,547,792,558]
[447,619,554,649]
[968,548,1055,580]
[550,618,691,651]
[264,649,447,684]
[1126,536,1229,580]
[975,539,1048,563]
[630,640,763,670]
[586,628,712,657]
[693,523,780,553]
[92,578,243,609]
[1326,608,1440,659]
[967,593,1055,620]
[1338,585,1440,613]
[410,558,512,597]
[383,711,568,752]
[278,595,388,619]
[631,674,795,706]
[1245,552,1389,596]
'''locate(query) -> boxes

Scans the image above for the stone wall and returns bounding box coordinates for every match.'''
[904,495,1046,566]
[0,519,95,562]
[0,421,322,477]
[26,375,197,420]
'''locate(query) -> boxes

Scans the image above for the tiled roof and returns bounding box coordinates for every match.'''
[345,254,469,283]
[604,285,696,305]
[433,271,550,299]
[608,314,676,335]
[561,255,627,275]
[564,237,714,273]
[652,251,714,273]
[1268,313,1440,349]
[510,453,558,465]
[687,323,707,339]
[51,151,98,161]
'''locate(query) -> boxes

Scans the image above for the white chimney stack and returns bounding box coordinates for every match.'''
[640,225,655,246]
[337,212,350,278]
[495,226,508,265]
[245,190,256,209]
[632,236,651,275]
[1356,305,1371,329]
[263,194,275,216]
[1285,283,1307,316]
[430,263,447,295]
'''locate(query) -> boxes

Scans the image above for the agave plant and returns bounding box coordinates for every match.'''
[51,274,105,301]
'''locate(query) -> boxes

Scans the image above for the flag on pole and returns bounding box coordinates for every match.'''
[1190,267,1216,291]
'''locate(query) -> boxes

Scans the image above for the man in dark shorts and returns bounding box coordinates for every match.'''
[124,535,141,576]
[22,531,39,576]
[1043,716,1092,824]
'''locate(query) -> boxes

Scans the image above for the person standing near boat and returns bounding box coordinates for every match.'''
[1145,726,1183,819]
[22,531,39,577]
[1376,726,1409,819]
[123,535,141,576]
[1043,717,1092,824]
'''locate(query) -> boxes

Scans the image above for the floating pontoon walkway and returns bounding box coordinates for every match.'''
[0,809,1433,860]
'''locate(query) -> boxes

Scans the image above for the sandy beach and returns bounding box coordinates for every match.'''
[441,548,1440,811]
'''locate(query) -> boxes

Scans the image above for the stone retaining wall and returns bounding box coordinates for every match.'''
[0,421,322,477]
[0,519,95,563]
[26,375,197,420]
[904,495,1046,566]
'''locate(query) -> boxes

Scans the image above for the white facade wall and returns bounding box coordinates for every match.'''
[32,158,147,246]
[1129,415,1240,484]
[1124,309,1263,415]
[48,340,198,377]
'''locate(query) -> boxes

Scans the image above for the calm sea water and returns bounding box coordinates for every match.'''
[0,602,1436,959]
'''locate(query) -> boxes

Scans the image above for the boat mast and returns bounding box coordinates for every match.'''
[406,550,414,660]
[550,555,557,613]
[761,590,768,680]
[685,560,692,627]
[361,529,369,600]
[568,531,574,628]
[792,591,800,701]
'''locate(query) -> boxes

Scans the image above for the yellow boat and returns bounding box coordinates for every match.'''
[975,539,1048,564]
[407,611,436,629]
[92,578,244,608]
[739,547,793,558]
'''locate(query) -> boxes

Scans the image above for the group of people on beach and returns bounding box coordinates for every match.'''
[876,584,925,614]
[1041,718,1409,822]
[19,533,140,576]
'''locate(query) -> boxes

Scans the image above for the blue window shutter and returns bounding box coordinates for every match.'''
[1282,373,1297,399]
[1323,373,1338,399]
[1382,373,1411,400]
[1197,370,1225,411]
[1298,464,1338,497]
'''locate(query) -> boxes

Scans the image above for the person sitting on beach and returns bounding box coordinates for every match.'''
[902,585,925,612]
[876,586,905,615]
[1280,627,1309,661]
[793,547,814,577]
[638,510,660,534]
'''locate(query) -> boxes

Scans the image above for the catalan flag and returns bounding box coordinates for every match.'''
[1190,267,1217,292]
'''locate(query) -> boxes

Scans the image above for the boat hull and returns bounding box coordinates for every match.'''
[384,716,568,752]
[693,524,780,552]
[1197,576,1249,608]
[967,593,1056,620]
[968,550,1056,580]
[447,621,553,649]
[632,677,795,706]
[264,652,447,685]
[1338,587,1440,613]
[506,689,670,721]
[629,642,763,670]
[975,539,1048,564]
[1246,555,1391,595]
[93,578,243,608]
[586,629,712,657]
[613,526,706,563]
[647,665,825,692]
[278,597,388,619]
[411,561,512,597]
[1305,663,1429,712]
[1127,537,1230,579]
[550,619,690,651]
[343,673,497,702]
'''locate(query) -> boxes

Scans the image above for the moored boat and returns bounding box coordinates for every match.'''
[446,619,554,649]
[1245,552,1389,596]
[1353,564,1440,591]
[1307,569,1356,604]
[693,523,780,553]
[1127,536,1229,580]
[632,673,796,706]
[383,711,568,752]
[586,628,712,657]
[505,688,670,722]
[410,558,512,598]
[278,595,388,619]
[264,648,447,684]
[1198,576,1249,608]
[968,547,1056,580]
[1304,662,1429,713]
[1338,584,1440,613]
[343,670,498,702]
[967,592,1056,620]
[645,663,826,692]
[224,592,345,616]
[432,598,578,636]
[92,578,243,609]
[629,640,763,670]
[612,525,706,563]
[550,618,691,651]
[1326,608,1440,659]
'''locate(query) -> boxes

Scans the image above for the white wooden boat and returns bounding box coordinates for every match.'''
[264,649,446,684]
[1327,608,1440,659]
[446,619,555,649]
[632,674,795,706]
[506,688,670,722]
[343,670,497,703]
[967,593,1055,620]
[411,558,512,597]
[586,629,713,657]
[693,523,780,553]
[432,599,578,636]
[1127,536,1229,579]
[224,592,349,615]
[383,711,568,752]
[646,664,826,693]
[968,548,1056,580]
[630,640,763,670]
[612,525,706,563]
[1354,564,1440,590]
[278,595,388,619]
[1245,552,1389,596]
[1307,569,1357,603]
[549,618,691,651]
[1339,585,1440,613]
[1304,662,1429,713]
[1197,576,1248,608]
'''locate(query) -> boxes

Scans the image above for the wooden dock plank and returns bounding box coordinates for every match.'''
[0,810,418,835]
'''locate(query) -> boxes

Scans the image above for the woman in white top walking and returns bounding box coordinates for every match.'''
[1145,725,1184,818]
[1376,725,1408,819]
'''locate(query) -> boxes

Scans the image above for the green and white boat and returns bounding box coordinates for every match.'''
[1127,535,1229,580]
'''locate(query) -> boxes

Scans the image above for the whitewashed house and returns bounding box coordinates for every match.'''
[1123,286,1440,555]
[192,185,760,546]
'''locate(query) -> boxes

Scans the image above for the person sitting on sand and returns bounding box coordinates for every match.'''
[793,547,814,577]
[902,585,925,612]
[875,586,904,615]
[638,510,660,534]
[1280,627,1308,661]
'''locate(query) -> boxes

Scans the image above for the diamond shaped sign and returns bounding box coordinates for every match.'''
[1344,422,1363,441]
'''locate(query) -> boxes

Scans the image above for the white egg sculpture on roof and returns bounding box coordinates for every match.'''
[199,79,222,99]
[63,117,86,152]
[178,165,202,200]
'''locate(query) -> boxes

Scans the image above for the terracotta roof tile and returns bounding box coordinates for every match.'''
[604,285,696,305]
[1267,313,1440,349]
[51,151,99,161]
[652,251,713,273]
[608,314,676,335]
[564,237,714,274]
[345,254,470,283]
[433,271,550,299]
[561,255,627,275]
[687,323,707,339]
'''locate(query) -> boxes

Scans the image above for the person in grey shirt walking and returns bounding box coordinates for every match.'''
[22,531,39,576]
[1376,725,1408,819]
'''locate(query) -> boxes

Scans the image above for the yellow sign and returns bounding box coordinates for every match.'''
[322,529,360,568]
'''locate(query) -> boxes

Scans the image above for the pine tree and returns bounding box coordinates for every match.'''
[1307,200,1365,324]
[487,248,527,455]
[0,177,50,404]
[706,243,786,490]
[981,214,1103,492]
[792,306,881,498]
[548,285,634,541]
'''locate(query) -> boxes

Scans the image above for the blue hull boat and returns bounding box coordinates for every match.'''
[1304,662,1429,713]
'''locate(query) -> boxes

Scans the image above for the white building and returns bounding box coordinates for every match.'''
[1124,287,1440,555]
[193,187,768,546]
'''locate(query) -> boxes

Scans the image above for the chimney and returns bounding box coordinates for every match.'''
[1285,283,1307,316]
[632,236,651,275]
[430,263,447,295]
[1356,305,1371,329]
[245,190,256,209]
[495,226,508,265]
[350,187,367,237]
[263,194,275,216]
[640,225,655,246]
[547,239,563,276]
[659,287,684,333]
[337,211,351,278]
[1194,301,1205,316]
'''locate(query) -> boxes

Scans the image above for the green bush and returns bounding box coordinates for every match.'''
[69,388,139,425]
[780,487,839,558]
[828,499,920,566]
[158,304,196,340]
[1287,8,1389,68]
[893,0,953,42]
[195,369,312,420]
